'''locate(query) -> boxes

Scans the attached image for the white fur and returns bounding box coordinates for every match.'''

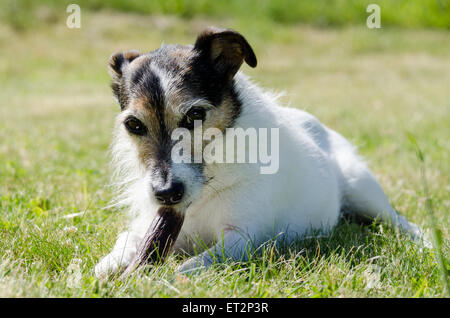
[95,72,427,278]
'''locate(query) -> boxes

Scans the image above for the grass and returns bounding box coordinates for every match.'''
[0,8,449,297]
[2,0,450,31]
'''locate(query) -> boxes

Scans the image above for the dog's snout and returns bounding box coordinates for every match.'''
[153,182,185,205]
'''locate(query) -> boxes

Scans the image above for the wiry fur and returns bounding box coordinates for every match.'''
[95,27,428,278]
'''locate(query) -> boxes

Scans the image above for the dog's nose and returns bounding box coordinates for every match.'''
[153,182,185,205]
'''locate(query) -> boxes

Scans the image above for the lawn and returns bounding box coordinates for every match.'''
[0,6,448,297]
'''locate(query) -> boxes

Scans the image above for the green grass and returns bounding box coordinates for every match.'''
[0,8,449,297]
[2,0,450,31]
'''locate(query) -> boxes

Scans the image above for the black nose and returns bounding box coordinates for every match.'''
[153,182,185,205]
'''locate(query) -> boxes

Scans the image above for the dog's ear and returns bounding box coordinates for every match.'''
[194,27,257,80]
[108,50,141,109]
[109,50,141,77]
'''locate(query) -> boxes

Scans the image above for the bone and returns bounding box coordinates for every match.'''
[121,206,184,277]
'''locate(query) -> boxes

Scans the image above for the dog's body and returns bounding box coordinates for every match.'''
[95,27,425,278]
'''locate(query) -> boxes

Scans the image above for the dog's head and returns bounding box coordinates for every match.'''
[109,27,257,210]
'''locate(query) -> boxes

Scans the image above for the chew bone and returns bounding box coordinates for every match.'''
[122,207,184,277]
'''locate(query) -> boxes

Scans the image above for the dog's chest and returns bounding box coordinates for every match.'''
[175,184,239,251]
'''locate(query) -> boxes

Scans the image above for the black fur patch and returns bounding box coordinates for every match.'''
[130,62,172,151]
[131,62,165,111]
[184,52,229,106]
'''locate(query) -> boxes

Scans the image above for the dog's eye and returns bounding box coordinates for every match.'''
[124,117,147,136]
[180,107,206,130]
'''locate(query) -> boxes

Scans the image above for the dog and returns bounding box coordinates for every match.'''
[95,26,427,278]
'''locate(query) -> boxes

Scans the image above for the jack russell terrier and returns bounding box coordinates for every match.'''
[95,27,427,278]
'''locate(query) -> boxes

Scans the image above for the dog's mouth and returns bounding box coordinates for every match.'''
[122,206,184,276]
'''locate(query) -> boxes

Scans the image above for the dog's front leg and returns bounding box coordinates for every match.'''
[95,231,142,279]
[176,230,253,275]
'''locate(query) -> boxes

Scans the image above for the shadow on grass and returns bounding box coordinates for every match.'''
[207,215,433,276]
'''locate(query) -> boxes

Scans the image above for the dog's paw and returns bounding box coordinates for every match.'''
[416,236,433,250]
[408,223,433,250]
[176,260,204,276]
[94,253,131,279]
[176,255,213,276]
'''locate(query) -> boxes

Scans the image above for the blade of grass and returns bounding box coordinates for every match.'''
[407,132,449,297]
